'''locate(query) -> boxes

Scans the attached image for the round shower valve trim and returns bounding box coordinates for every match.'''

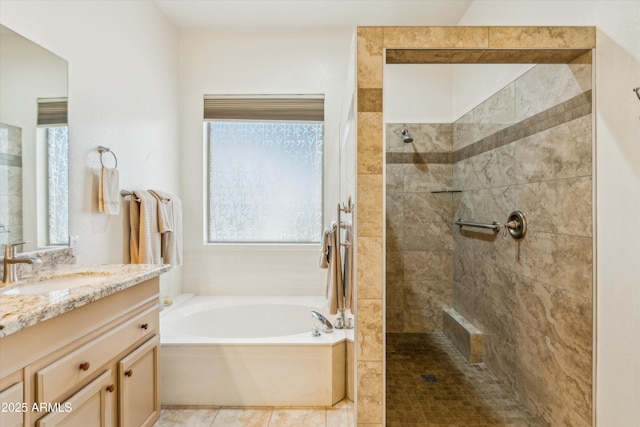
[505,211,527,240]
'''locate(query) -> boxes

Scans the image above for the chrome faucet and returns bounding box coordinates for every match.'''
[310,311,333,333]
[2,242,41,284]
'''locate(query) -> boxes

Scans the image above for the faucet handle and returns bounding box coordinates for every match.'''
[4,241,28,258]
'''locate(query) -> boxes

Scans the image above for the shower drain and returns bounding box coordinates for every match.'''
[421,374,438,383]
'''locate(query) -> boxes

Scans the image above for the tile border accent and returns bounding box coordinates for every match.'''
[454,89,591,163]
[386,152,452,164]
[385,90,592,165]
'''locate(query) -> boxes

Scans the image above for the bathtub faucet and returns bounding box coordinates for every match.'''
[310,311,333,333]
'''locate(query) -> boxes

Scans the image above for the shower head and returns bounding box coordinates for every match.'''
[401,129,413,143]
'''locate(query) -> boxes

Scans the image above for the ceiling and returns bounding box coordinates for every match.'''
[152,0,473,31]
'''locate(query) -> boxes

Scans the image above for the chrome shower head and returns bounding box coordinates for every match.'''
[401,129,413,143]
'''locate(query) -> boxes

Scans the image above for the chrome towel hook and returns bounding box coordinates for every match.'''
[98,145,118,168]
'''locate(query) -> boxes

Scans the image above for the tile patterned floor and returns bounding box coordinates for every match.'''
[153,400,353,427]
[386,333,540,427]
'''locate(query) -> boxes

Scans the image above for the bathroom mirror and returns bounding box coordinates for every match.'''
[0,25,69,252]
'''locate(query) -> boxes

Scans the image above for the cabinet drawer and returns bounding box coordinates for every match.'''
[0,382,24,427]
[36,307,158,404]
[36,370,115,427]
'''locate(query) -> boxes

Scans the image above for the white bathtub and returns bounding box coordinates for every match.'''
[160,295,349,407]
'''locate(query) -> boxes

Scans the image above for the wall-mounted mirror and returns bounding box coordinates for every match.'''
[0,25,69,252]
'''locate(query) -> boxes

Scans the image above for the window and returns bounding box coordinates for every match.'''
[205,96,324,243]
[38,98,68,246]
[46,126,69,245]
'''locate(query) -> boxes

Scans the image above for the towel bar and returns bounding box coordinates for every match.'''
[454,219,501,232]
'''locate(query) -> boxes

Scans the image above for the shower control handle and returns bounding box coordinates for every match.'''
[505,211,527,240]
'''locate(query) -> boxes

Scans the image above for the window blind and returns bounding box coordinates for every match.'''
[37,98,68,126]
[203,95,324,122]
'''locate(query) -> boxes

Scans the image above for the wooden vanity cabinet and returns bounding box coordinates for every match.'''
[0,277,161,427]
[0,375,25,427]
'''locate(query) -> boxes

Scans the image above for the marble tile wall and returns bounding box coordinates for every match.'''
[385,123,453,333]
[452,62,593,426]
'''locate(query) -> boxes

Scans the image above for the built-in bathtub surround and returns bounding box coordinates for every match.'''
[385,123,453,333]
[160,295,348,407]
[0,123,23,246]
[452,60,593,426]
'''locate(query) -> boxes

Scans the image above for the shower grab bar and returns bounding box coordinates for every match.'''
[455,219,501,232]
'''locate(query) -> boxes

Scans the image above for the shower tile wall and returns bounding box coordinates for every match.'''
[385,123,453,333]
[452,60,593,426]
[0,123,23,246]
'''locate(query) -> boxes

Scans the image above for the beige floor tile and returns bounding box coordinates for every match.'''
[268,408,326,427]
[154,408,218,426]
[210,408,272,427]
[326,404,350,427]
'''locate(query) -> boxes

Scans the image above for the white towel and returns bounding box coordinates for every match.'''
[129,191,161,264]
[149,190,173,233]
[319,227,331,269]
[98,166,120,215]
[149,190,183,266]
[343,222,354,313]
[325,221,344,315]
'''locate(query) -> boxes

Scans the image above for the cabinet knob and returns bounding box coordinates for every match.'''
[124,369,133,377]
[140,323,149,330]
[106,384,115,393]
[79,362,90,371]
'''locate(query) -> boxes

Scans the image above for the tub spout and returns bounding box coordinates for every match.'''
[310,311,333,333]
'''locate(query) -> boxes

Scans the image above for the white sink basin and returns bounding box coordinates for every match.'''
[1,272,112,295]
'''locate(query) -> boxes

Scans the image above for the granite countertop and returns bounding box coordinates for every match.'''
[0,264,171,338]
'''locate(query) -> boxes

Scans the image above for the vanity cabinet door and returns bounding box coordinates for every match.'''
[0,381,24,427]
[36,370,115,427]
[118,336,160,427]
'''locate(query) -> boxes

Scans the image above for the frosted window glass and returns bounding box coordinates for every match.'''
[208,121,323,243]
[47,126,69,245]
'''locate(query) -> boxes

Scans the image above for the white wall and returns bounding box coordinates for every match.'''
[384,63,534,123]
[384,64,454,123]
[0,0,182,296]
[457,2,640,425]
[179,30,354,296]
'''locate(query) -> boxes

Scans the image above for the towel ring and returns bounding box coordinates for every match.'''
[98,146,118,168]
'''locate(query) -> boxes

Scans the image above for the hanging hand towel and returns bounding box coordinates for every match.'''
[149,190,183,266]
[98,166,120,215]
[130,191,161,264]
[319,227,331,269]
[343,222,354,313]
[325,221,344,315]
[149,190,173,233]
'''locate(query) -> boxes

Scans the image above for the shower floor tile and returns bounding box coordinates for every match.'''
[386,333,540,427]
